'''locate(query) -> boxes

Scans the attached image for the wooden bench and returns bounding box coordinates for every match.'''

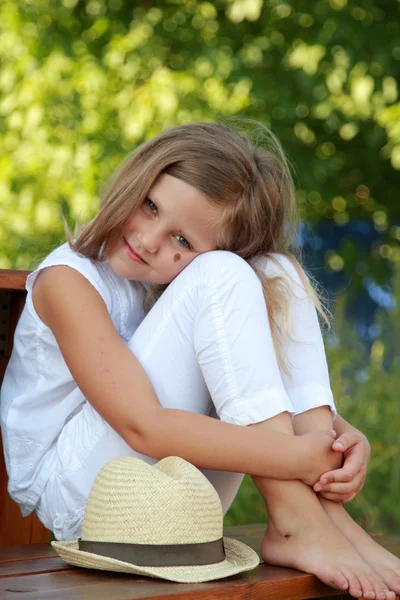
[0,269,50,545]
[0,527,399,599]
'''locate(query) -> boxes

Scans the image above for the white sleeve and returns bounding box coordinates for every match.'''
[253,254,336,417]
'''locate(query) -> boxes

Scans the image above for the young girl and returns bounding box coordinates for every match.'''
[1,123,399,598]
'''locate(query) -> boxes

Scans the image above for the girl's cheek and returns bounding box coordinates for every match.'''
[173,253,181,263]
[122,216,135,233]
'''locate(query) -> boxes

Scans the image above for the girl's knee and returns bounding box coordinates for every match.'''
[187,250,261,291]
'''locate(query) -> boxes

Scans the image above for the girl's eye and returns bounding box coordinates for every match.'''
[175,235,191,249]
[146,199,157,214]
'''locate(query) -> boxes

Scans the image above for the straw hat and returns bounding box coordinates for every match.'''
[52,456,259,582]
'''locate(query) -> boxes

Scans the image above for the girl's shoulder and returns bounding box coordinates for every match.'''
[28,242,100,280]
[26,243,146,340]
[27,242,112,305]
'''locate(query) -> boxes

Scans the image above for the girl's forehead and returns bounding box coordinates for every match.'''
[150,173,204,203]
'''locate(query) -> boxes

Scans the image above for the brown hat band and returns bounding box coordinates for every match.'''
[78,538,225,567]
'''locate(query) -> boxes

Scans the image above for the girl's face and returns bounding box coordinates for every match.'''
[109,173,224,284]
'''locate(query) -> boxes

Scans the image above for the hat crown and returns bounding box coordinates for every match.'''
[82,456,223,545]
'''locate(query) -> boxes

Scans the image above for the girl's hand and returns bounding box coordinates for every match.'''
[313,430,370,503]
[300,429,344,487]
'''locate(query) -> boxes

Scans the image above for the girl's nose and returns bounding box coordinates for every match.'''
[137,228,162,254]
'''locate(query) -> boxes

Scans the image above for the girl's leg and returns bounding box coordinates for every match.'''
[255,255,400,595]
[253,256,394,598]
[294,408,400,597]
[251,409,391,600]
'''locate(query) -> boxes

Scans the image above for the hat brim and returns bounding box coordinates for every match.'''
[51,537,260,583]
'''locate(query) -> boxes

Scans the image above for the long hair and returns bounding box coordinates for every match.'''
[70,122,329,373]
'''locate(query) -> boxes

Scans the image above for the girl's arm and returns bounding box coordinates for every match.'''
[33,265,341,483]
[333,414,367,439]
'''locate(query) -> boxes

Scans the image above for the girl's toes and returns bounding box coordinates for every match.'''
[381,569,400,596]
[370,574,389,600]
[344,573,363,599]
[329,569,349,591]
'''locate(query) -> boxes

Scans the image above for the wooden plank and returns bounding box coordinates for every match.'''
[0,564,347,600]
[0,270,30,292]
[10,531,400,600]
[0,557,71,578]
[29,513,51,545]
[0,544,57,563]
[0,530,355,600]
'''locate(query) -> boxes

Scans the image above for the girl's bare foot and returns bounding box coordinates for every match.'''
[321,499,400,598]
[255,479,392,600]
[262,515,393,599]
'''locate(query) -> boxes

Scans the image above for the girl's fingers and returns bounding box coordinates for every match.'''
[315,481,358,495]
[319,490,356,503]
[317,471,335,485]
[332,431,359,452]
[317,465,359,486]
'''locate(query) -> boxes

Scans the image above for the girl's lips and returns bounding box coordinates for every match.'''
[123,239,147,265]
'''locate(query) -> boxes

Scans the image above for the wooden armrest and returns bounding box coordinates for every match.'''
[0,269,30,292]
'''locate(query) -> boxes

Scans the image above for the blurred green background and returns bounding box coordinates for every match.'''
[1,0,400,533]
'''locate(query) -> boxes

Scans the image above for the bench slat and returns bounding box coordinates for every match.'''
[0,544,58,563]
[2,524,399,599]
[0,557,71,578]
[0,564,347,600]
[0,270,30,292]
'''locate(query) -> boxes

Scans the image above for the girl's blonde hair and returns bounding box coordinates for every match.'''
[71,122,329,374]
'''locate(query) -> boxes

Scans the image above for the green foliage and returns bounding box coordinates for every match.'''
[226,266,400,534]
[1,0,400,280]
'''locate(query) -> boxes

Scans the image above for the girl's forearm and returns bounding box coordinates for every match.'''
[334,414,360,436]
[123,407,320,481]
